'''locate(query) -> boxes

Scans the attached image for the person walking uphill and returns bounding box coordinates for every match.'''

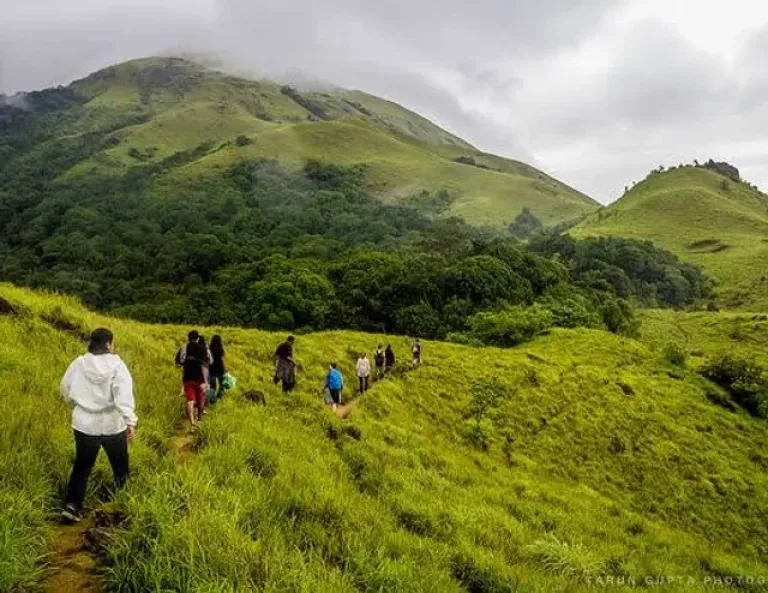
[385,344,395,373]
[208,335,226,404]
[179,330,208,429]
[411,339,422,368]
[60,328,136,523]
[325,363,344,412]
[374,345,385,380]
[356,353,371,394]
[274,336,297,393]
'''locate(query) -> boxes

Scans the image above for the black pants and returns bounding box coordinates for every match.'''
[65,430,129,510]
[359,376,369,393]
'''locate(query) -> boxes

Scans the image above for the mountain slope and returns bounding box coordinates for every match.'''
[574,166,768,310]
[0,56,598,227]
[1,283,767,592]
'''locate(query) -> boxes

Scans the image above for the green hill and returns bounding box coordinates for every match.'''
[2,283,767,592]
[0,56,597,227]
[573,166,768,310]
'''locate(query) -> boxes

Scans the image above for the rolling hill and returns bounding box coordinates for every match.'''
[2,284,768,592]
[574,165,768,310]
[0,56,598,227]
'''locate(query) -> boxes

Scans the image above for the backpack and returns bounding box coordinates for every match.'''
[375,351,385,366]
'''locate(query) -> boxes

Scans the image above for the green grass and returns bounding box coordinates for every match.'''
[574,167,768,310]
[639,309,768,368]
[45,56,599,227]
[1,283,767,592]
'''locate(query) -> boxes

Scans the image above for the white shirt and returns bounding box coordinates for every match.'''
[356,358,371,378]
[60,353,137,436]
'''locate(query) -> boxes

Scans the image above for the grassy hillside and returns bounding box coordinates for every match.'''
[2,283,767,592]
[574,166,768,310]
[1,56,597,227]
[640,308,768,368]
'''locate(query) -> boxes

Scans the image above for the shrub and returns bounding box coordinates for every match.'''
[467,305,553,347]
[527,534,604,579]
[538,293,601,329]
[662,342,687,367]
[700,356,768,418]
[235,135,253,147]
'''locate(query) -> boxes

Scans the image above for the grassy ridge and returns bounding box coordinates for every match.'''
[17,56,598,227]
[1,284,767,591]
[574,167,768,310]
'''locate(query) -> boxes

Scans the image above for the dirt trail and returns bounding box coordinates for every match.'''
[44,517,100,593]
[335,398,359,419]
[168,429,196,462]
[43,418,200,592]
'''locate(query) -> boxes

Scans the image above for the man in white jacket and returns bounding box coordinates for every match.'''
[60,328,137,522]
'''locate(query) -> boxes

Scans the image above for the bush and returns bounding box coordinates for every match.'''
[662,342,687,367]
[700,355,768,418]
[467,305,553,347]
[538,293,601,329]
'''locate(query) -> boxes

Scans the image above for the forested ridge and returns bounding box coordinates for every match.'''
[0,96,711,341]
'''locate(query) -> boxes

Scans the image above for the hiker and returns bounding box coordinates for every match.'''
[374,344,385,380]
[325,363,344,412]
[208,334,226,404]
[356,352,371,393]
[274,335,297,393]
[385,344,395,373]
[60,328,136,522]
[179,330,208,428]
[198,334,213,387]
[411,339,422,368]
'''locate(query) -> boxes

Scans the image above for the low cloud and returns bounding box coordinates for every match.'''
[2,0,768,202]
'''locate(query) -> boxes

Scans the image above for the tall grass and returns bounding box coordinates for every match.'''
[1,284,767,592]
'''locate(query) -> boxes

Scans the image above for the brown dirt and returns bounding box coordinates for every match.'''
[43,419,199,592]
[44,518,101,593]
[335,398,360,419]
[168,430,196,462]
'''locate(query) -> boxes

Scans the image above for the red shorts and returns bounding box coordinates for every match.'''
[183,381,206,407]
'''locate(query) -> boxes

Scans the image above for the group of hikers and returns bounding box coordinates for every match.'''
[174,330,229,429]
[58,327,423,522]
[272,336,423,411]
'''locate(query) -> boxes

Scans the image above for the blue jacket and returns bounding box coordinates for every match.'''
[326,368,343,391]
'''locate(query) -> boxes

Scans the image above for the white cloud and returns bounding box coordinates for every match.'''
[2,0,768,203]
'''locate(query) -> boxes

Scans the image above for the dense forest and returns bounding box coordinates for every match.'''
[0,86,712,341]
[0,142,711,343]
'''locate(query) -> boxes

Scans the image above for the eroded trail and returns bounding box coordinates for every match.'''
[43,416,201,592]
[44,517,101,593]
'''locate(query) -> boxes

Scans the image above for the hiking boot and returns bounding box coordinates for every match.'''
[61,504,82,523]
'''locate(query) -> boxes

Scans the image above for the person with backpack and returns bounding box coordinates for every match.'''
[178,330,208,428]
[274,336,296,393]
[374,345,385,380]
[385,344,395,373]
[198,334,213,389]
[356,352,371,394]
[411,339,422,368]
[325,363,344,412]
[60,328,136,523]
[208,335,226,404]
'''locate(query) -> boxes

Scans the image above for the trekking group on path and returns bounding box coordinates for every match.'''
[58,327,424,522]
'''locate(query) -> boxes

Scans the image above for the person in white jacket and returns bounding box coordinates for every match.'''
[60,328,137,522]
[356,353,371,394]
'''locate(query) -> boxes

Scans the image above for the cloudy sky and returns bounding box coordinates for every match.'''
[2,0,768,203]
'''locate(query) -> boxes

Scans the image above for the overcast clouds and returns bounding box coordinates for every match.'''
[2,0,768,203]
